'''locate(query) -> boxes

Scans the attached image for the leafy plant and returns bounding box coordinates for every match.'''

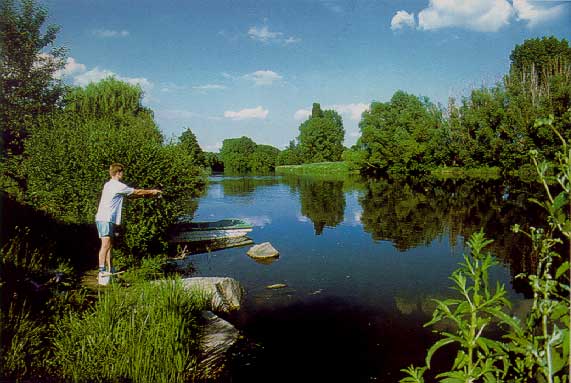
[401,116,570,382]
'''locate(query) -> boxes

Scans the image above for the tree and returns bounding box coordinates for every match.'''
[277,140,303,165]
[251,144,280,173]
[219,136,257,173]
[1,0,66,193]
[298,103,345,163]
[352,91,443,174]
[23,79,206,256]
[178,128,205,167]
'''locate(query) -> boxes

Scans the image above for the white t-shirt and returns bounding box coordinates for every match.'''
[95,179,134,225]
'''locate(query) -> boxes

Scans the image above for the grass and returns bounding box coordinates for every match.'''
[53,278,210,382]
[275,161,358,176]
[429,166,501,179]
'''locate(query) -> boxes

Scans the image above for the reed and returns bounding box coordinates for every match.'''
[53,278,209,382]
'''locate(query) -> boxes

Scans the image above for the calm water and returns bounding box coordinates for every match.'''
[183,174,543,382]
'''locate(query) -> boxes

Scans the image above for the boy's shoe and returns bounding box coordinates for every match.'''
[98,271,111,286]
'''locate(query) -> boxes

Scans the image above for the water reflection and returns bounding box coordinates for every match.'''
[282,177,346,234]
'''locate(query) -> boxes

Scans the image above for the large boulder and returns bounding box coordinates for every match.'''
[181,277,245,313]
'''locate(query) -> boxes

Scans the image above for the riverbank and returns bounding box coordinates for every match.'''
[275,161,357,176]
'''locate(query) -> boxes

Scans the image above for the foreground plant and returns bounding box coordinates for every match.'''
[401,117,570,382]
[53,278,209,382]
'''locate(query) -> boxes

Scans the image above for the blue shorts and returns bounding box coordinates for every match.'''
[96,221,116,238]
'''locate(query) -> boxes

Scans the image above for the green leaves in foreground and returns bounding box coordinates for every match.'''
[401,120,570,383]
[422,230,511,382]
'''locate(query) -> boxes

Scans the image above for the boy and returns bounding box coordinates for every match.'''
[95,163,161,283]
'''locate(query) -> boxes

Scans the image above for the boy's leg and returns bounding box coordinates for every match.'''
[98,236,112,271]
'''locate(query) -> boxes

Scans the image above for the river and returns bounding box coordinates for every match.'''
[182,174,543,382]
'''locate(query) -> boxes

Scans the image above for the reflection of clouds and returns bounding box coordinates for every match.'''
[242,215,272,227]
[297,214,309,223]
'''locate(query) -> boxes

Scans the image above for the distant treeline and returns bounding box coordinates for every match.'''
[218,36,571,176]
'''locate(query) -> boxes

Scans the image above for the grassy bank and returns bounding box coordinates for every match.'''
[429,166,501,179]
[275,161,357,176]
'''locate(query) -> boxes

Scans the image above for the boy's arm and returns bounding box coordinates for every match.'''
[130,189,162,198]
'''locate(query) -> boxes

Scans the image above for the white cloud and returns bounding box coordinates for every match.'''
[294,109,311,121]
[92,29,130,38]
[53,56,86,78]
[224,106,269,120]
[330,103,369,121]
[294,103,369,121]
[248,25,282,42]
[513,0,567,28]
[192,84,227,91]
[247,24,301,45]
[243,70,283,86]
[417,0,513,32]
[73,67,153,94]
[160,82,187,92]
[391,10,416,30]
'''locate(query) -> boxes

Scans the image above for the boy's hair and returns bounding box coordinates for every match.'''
[109,163,125,177]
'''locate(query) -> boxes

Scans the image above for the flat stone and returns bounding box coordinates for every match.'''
[266,283,287,289]
[247,242,279,260]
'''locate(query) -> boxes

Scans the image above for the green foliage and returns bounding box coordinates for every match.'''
[0,0,66,192]
[298,103,345,163]
[277,139,303,166]
[22,79,206,256]
[204,151,224,172]
[352,91,444,175]
[53,278,209,382]
[0,302,46,381]
[177,127,206,167]
[251,144,280,173]
[219,136,280,173]
[401,118,570,383]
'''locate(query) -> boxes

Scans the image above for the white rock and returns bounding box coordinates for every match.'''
[247,242,279,259]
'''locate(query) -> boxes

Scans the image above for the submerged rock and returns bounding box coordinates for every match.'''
[181,277,245,313]
[266,283,287,289]
[197,310,240,380]
[247,242,279,260]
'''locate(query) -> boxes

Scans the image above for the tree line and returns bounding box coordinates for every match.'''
[220,36,570,176]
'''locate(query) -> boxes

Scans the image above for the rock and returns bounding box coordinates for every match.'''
[247,242,279,260]
[266,283,287,289]
[181,277,245,313]
[197,310,240,380]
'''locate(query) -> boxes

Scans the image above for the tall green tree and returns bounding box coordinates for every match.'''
[351,91,443,174]
[298,103,345,163]
[178,127,206,167]
[1,0,66,190]
[219,136,257,173]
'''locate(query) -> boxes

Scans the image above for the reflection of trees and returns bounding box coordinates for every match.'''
[301,180,345,234]
[358,176,547,286]
[220,177,280,196]
[282,176,346,235]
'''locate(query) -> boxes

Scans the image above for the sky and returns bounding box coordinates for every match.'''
[43,0,571,152]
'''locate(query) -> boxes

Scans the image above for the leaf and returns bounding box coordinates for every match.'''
[552,191,568,212]
[555,261,569,279]
[426,337,455,368]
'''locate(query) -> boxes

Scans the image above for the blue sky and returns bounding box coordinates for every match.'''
[44,0,570,152]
